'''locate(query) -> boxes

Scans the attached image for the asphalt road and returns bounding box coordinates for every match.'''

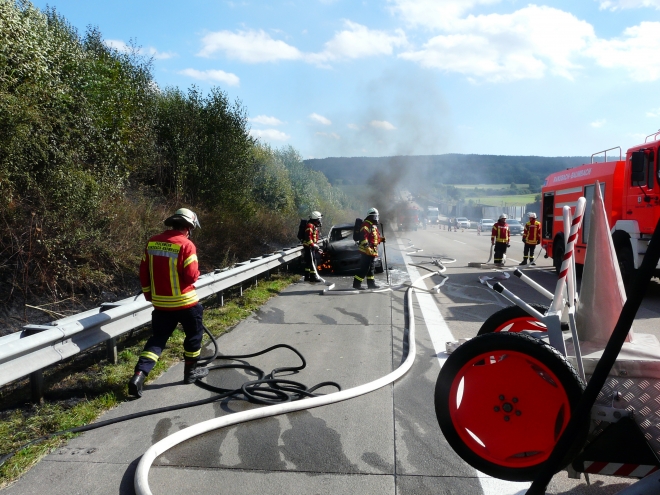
[4,223,660,495]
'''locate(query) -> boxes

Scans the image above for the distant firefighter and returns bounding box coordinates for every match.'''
[303,211,323,282]
[520,212,541,266]
[353,208,385,289]
[491,214,510,266]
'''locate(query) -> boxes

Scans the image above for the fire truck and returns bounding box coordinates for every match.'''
[541,132,660,288]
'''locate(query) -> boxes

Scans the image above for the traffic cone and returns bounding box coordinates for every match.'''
[576,181,632,344]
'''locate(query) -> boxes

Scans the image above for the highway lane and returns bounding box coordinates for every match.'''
[5,223,660,495]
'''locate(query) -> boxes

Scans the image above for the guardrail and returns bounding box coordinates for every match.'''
[0,246,304,401]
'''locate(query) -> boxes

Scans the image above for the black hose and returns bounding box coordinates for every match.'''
[0,325,340,467]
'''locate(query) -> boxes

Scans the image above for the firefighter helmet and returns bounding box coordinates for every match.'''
[528,212,537,218]
[165,208,201,230]
[367,207,379,217]
[498,213,508,220]
[310,211,323,220]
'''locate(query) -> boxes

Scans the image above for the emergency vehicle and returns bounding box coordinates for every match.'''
[541,132,660,288]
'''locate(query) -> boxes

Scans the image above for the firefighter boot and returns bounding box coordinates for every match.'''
[309,273,321,283]
[128,371,146,398]
[353,278,364,290]
[530,258,536,266]
[519,260,527,266]
[367,279,380,290]
[304,271,311,282]
[184,360,209,384]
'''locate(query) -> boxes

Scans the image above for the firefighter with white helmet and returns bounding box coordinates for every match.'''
[520,211,541,266]
[354,207,385,289]
[128,207,208,398]
[491,213,510,266]
[303,211,323,282]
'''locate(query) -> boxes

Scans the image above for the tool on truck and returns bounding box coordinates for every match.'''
[541,133,660,291]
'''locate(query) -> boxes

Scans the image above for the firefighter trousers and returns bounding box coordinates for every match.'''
[523,243,537,263]
[303,246,319,277]
[354,253,376,284]
[135,303,205,375]
[494,242,508,264]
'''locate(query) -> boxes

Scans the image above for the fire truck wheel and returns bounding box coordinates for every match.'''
[435,332,588,482]
[476,304,549,335]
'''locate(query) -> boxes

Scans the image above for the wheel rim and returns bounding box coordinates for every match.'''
[493,317,547,333]
[448,349,572,468]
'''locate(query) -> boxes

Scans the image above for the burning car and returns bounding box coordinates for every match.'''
[320,223,384,273]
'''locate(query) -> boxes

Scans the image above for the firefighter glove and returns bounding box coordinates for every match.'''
[507,244,511,248]
[381,237,386,243]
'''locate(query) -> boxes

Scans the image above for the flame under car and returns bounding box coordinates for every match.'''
[320,223,384,274]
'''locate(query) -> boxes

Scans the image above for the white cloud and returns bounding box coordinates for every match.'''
[249,129,290,141]
[388,0,502,30]
[587,22,660,81]
[250,115,284,126]
[198,29,302,63]
[307,21,407,65]
[104,39,175,60]
[310,113,332,125]
[370,120,396,130]
[316,132,341,139]
[590,119,606,128]
[178,68,240,86]
[597,0,660,10]
[347,123,360,130]
[398,5,594,82]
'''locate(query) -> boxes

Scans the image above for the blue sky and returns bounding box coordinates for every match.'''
[31,0,660,159]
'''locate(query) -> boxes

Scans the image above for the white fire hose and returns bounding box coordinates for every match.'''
[134,270,434,495]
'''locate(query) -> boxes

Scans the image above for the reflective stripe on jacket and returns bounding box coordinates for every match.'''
[523,220,541,245]
[358,219,381,257]
[140,230,200,311]
[491,223,510,244]
[302,222,319,247]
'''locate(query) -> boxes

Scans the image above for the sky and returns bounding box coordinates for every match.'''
[30,0,660,159]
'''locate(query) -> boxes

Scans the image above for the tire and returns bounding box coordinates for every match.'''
[375,263,384,274]
[477,304,549,335]
[435,332,588,482]
[553,241,565,276]
[615,240,635,296]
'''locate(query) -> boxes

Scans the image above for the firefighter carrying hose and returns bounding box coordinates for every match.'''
[128,208,208,398]
[353,208,385,290]
[303,211,323,282]
[491,213,510,266]
[520,212,541,266]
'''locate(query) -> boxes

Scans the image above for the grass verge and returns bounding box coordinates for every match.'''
[0,271,300,489]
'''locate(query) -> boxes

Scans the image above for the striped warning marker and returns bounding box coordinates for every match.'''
[583,461,659,478]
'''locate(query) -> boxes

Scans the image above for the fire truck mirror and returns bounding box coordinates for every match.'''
[631,151,646,183]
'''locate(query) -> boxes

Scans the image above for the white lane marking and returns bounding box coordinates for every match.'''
[453,240,466,245]
[397,236,530,495]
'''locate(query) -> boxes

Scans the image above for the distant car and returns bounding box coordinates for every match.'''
[427,207,439,224]
[320,223,384,273]
[479,219,495,231]
[507,219,523,235]
[455,217,470,229]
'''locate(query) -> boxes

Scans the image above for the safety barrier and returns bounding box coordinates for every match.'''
[0,246,304,401]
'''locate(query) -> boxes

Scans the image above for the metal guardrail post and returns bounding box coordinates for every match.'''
[30,370,44,403]
[106,337,118,364]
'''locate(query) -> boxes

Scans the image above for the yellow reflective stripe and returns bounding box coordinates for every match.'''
[151,291,198,302]
[147,241,181,254]
[184,350,201,358]
[354,275,363,281]
[149,253,156,297]
[140,351,159,362]
[142,286,151,292]
[151,292,199,307]
[169,256,180,296]
[183,254,197,268]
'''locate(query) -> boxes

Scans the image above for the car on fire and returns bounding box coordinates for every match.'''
[320,223,384,274]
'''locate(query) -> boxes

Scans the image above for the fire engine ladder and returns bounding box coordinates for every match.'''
[480,197,587,380]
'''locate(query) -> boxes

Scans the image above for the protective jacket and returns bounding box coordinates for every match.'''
[303,222,320,249]
[491,222,510,244]
[140,230,200,311]
[523,220,541,245]
[358,219,382,257]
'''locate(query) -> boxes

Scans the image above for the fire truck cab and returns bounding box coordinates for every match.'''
[542,133,660,288]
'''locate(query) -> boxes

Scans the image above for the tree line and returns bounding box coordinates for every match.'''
[0,0,354,314]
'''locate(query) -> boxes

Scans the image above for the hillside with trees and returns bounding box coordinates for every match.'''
[0,0,357,332]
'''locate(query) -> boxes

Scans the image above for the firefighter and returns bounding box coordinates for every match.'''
[128,208,208,398]
[491,214,510,266]
[303,211,323,282]
[520,212,541,266]
[353,207,385,290]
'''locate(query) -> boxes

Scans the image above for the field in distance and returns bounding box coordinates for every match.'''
[448,183,529,190]
[462,193,537,206]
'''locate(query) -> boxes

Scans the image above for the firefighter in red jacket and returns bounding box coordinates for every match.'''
[520,212,541,266]
[353,207,385,290]
[128,208,208,398]
[302,211,323,282]
[491,214,510,266]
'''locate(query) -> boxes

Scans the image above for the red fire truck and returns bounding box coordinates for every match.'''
[541,132,660,288]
